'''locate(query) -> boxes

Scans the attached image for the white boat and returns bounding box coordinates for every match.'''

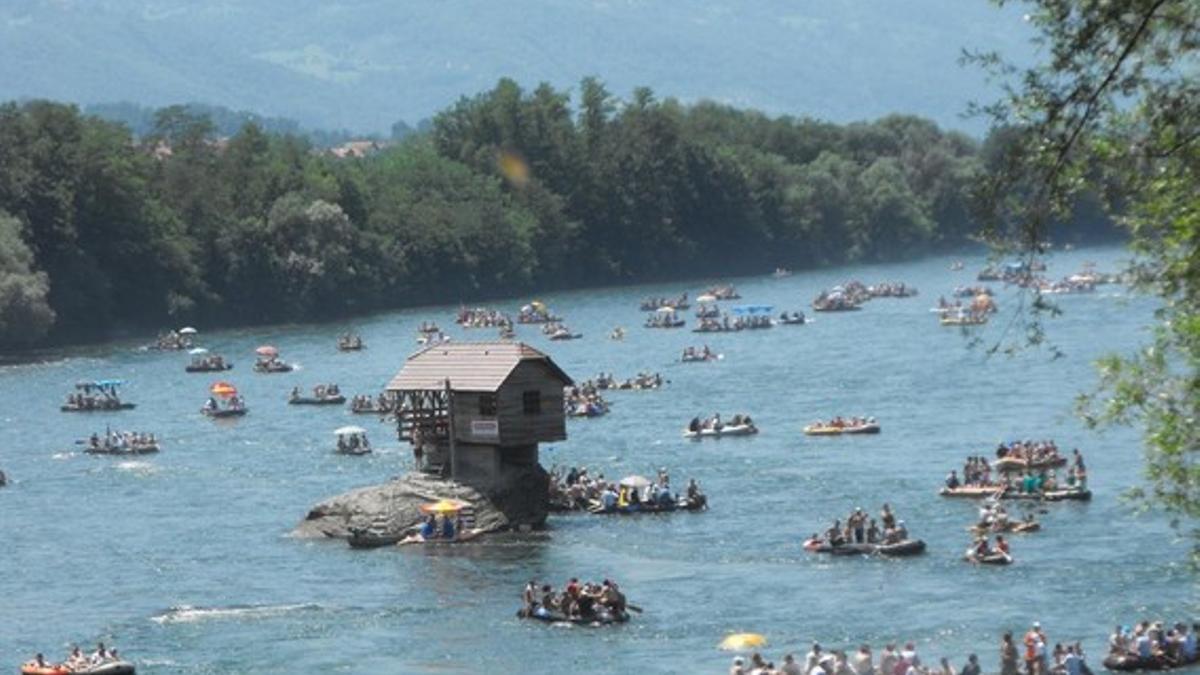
[682,423,758,439]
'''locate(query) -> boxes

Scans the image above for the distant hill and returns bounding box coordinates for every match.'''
[0,0,1032,135]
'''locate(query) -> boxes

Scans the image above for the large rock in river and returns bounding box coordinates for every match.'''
[293,468,547,539]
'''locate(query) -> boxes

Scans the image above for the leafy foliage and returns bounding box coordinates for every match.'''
[0,80,1118,349]
[969,0,1199,556]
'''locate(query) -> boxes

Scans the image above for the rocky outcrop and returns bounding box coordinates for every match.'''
[292,467,548,539]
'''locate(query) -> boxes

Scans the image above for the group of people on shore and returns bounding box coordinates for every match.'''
[1108,621,1198,668]
[24,643,126,673]
[520,577,628,622]
[731,640,977,675]
[730,625,1095,675]
[456,307,510,328]
[812,504,908,547]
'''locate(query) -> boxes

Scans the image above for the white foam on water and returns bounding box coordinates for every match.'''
[116,460,157,474]
[150,603,320,624]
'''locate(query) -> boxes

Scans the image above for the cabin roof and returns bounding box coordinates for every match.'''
[386,342,573,393]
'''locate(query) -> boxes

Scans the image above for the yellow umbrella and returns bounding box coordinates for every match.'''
[419,499,468,515]
[719,633,767,651]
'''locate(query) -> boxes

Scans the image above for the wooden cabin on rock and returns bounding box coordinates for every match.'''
[386,342,572,489]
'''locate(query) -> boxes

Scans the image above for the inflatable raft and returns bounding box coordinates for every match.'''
[1103,653,1200,672]
[289,395,347,406]
[202,408,247,419]
[517,608,630,625]
[61,403,136,412]
[803,539,926,557]
[994,456,1068,472]
[84,443,159,456]
[964,550,1013,565]
[682,424,757,439]
[803,423,881,436]
[185,362,233,373]
[23,662,136,675]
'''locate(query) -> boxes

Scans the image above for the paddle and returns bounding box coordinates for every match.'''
[627,604,643,613]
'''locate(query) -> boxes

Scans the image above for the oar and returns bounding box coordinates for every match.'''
[627,604,643,613]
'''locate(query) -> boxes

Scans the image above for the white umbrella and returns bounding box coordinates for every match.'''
[619,475,652,489]
[188,347,208,355]
[334,425,367,436]
[655,306,676,314]
[697,294,717,303]
[178,327,198,335]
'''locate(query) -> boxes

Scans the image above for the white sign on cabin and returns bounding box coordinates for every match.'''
[471,420,499,439]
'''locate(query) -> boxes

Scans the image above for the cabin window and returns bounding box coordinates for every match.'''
[522,390,541,415]
[478,394,497,416]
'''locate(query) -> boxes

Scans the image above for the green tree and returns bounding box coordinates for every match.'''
[971,0,1199,556]
[0,211,55,347]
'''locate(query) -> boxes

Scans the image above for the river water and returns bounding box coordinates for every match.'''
[1,246,1194,673]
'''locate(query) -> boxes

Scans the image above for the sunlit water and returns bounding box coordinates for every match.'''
[1,246,1195,673]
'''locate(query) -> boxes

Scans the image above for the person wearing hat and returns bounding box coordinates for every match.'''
[730,656,746,675]
[849,507,867,543]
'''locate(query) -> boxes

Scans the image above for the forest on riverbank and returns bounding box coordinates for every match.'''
[0,78,1117,349]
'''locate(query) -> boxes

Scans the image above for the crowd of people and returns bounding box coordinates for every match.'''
[580,372,664,391]
[688,413,756,434]
[517,302,559,324]
[810,504,909,547]
[730,640,980,675]
[866,282,917,298]
[563,384,609,417]
[289,383,343,402]
[350,393,395,414]
[149,329,194,351]
[681,345,719,362]
[23,643,127,674]
[729,625,1096,675]
[62,382,129,412]
[336,333,364,350]
[520,577,628,623]
[548,465,706,514]
[645,311,686,328]
[85,430,158,454]
[705,284,741,300]
[639,293,690,311]
[694,314,774,332]
[946,446,1086,495]
[812,288,863,311]
[1108,621,1198,669]
[456,306,511,328]
[542,322,581,340]
[186,352,230,371]
[696,303,721,318]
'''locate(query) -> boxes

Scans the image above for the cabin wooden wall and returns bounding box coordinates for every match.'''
[447,361,566,446]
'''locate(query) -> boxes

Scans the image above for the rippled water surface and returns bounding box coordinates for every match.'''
[1,247,1195,673]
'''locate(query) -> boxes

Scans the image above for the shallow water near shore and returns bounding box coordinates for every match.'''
[1,246,1195,673]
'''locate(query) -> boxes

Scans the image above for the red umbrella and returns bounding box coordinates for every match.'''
[210,381,238,397]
